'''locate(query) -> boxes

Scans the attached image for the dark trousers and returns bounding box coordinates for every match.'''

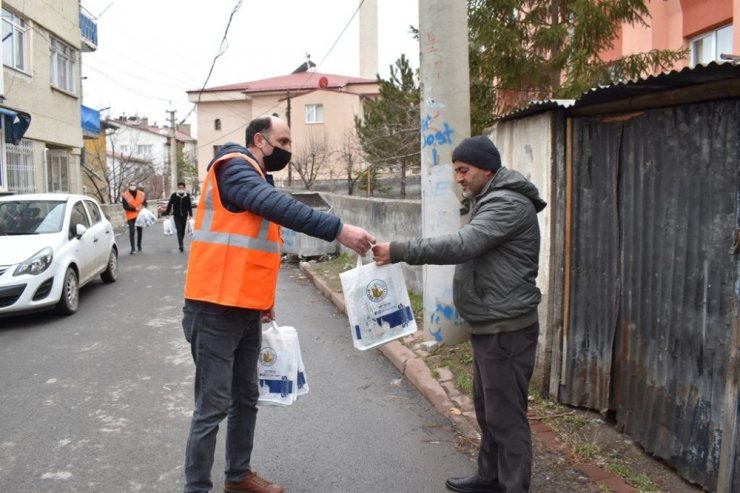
[182,300,262,493]
[127,218,143,251]
[472,321,539,493]
[173,215,188,248]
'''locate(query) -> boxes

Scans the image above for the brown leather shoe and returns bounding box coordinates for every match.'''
[224,470,284,493]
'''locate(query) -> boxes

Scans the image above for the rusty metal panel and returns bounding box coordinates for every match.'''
[561,117,622,411]
[563,100,739,490]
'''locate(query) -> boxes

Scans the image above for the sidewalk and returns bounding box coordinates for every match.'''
[299,261,643,493]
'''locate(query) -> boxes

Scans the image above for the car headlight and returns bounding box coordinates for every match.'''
[14,247,54,276]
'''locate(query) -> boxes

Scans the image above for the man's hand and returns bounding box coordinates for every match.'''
[372,242,391,265]
[261,308,275,324]
[336,224,376,257]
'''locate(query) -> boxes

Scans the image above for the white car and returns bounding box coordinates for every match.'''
[0,193,118,316]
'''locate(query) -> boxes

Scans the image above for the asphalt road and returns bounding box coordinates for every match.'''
[0,224,473,492]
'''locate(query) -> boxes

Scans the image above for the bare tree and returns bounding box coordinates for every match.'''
[291,127,331,190]
[105,131,156,204]
[337,129,366,195]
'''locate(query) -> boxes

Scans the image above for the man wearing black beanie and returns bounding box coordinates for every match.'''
[373,135,546,493]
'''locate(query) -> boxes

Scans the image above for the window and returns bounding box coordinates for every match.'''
[47,150,69,192]
[2,9,27,71]
[213,145,222,157]
[305,104,324,124]
[50,37,77,94]
[691,24,733,66]
[84,200,102,224]
[214,119,222,130]
[6,139,34,193]
[70,201,90,237]
[136,144,152,156]
[119,144,129,154]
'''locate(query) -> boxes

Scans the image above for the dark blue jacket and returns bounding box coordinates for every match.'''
[209,143,342,242]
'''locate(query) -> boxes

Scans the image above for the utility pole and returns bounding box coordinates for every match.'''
[419,0,471,344]
[286,90,292,187]
[168,110,177,196]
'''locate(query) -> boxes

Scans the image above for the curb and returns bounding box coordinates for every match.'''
[298,261,637,493]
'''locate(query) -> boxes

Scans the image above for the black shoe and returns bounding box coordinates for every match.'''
[137,246,142,252]
[130,250,135,255]
[179,246,184,252]
[445,475,501,493]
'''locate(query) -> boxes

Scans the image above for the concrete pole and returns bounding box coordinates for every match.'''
[359,0,379,79]
[168,110,177,195]
[419,0,471,344]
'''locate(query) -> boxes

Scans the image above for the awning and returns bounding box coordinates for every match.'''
[81,105,100,135]
[0,107,32,145]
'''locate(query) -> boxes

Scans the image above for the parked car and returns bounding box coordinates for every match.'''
[0,193,118,316]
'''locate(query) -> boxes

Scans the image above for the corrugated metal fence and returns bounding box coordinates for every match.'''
[560,99,739,490]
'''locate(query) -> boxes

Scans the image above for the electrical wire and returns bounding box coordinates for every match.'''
[179,0,243,126]
[194,0,367,151]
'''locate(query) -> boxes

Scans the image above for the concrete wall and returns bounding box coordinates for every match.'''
[489,113,556,393]
[320,192,424,293]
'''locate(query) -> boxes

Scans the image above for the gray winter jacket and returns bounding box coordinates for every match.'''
[389,167,546,335]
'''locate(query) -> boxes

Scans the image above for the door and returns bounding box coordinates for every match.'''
[69,200,95,283]
[83,199,110,272]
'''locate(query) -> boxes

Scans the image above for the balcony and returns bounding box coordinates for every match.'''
[80,9,97,52]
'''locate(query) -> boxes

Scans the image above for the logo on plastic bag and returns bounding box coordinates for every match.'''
[260,347,277,367]
[365,279,388,303]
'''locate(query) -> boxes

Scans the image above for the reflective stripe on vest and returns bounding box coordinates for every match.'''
[193,175,279,254]
[192,153,279,254]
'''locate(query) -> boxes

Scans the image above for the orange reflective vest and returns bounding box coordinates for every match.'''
[122,190,145,221]
[184,152,282,310]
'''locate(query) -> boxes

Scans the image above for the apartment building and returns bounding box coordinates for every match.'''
[604,0,740,68]
[97,116,197,202]
[0,0,96,195]
[187,64,377,188]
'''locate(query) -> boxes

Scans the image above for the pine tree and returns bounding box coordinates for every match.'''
[355,55,420,199]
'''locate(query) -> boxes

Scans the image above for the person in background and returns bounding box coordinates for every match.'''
[121,181,147,255]
[182,115,375,493]
[373,135,547,493]
[166,181,194,252]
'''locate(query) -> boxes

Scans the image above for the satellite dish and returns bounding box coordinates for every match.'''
[318,76,329,88]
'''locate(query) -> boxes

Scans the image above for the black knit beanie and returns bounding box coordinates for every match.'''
[451,135,501,172]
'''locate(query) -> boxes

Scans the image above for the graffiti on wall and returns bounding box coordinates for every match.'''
[422,113,455,168]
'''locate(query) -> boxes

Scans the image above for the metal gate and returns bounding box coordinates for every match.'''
[561,100,739,490]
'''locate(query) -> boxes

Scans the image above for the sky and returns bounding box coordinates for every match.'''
[80,0,420,137]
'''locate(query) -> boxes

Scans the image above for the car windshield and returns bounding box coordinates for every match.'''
[0,200,67,235]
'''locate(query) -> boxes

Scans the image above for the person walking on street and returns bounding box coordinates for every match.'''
[121,181,147,255]
[373,136,546,493]
[166,181,193,252]
[182,115,375,493]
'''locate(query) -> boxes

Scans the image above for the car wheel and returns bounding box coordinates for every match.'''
[55,267,79,315]
[101,248,118,283]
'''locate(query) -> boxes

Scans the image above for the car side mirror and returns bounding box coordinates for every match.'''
[75,223,88,238]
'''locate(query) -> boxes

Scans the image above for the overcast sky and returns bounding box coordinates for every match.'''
[80,0,419,136]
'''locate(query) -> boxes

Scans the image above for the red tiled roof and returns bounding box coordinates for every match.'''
[188,71,376,94]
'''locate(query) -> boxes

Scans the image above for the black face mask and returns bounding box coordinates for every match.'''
[263,145,292,172]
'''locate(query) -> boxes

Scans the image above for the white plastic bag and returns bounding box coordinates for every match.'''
[339,256,417,350]
[257,321,308,406]
[162,218,174,236]
[135,208,157,227]
[187,217,195,236]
